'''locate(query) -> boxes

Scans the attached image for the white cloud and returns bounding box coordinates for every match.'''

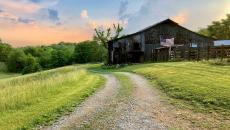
[81,10,89,19]
[80,9,127,30]
[87,19,128,30]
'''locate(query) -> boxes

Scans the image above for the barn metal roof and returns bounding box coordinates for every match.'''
[109,19,215,43]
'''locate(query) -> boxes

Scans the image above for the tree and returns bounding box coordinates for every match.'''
[38,47,54,69]
[74,41,107,63]
[6,49,27,73]
[23,46,42,57]
[198,14,230,39]
[94,24,124,48]
[51,44,75,67]
[0,43,13,62]
[22,54,41,74]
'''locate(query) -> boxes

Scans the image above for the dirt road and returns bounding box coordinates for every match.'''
[41,74,119,130]
[42,73,169,130]
[40,71,230,130]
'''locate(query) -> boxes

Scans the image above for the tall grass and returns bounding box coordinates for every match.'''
[0,65,105,130]
[119,62,230,113]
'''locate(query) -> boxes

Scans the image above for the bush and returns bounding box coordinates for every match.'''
[22,55,41,74]
[51,44,75,67]
[0,43,13,62]
[6,49,27,73]
[74,41,107,63]
[38,47,54,69]
[0,62,7,72]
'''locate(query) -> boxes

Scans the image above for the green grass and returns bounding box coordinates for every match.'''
[0,65,105,130]
[116,62,230,114]
[113,72,133,98]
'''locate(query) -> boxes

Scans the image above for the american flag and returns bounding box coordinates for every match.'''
[160,36,174,47]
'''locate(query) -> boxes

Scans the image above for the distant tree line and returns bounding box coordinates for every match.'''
[198,14,230,39]
[0,40,107,74]
[0,23,124,74]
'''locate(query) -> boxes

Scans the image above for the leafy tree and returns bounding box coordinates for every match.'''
[22,54,41,74]
[0,43,13,62]
[51,44,75,67]
[23,46,42,57]
[94,24,124,48]
[6,49,27,73]
[198,14,230,39]
[38,47,54,69]
[5,41,106,74]
[74,41,107,63]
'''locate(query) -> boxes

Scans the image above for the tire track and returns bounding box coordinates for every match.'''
[40,74,119,130]
[116,72,167,130]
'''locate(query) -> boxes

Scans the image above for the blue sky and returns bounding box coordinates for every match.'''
[0,0,229,46]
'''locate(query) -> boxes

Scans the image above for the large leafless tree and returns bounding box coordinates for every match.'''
[94,24,124,49]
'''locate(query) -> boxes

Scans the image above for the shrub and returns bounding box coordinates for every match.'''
[0,43,13,62]
[51,44,75,67]
[0,62,7,72]
[74,41,107,63]
[22,55,41,74]
[6,49,27,73]
[38,47,54,69]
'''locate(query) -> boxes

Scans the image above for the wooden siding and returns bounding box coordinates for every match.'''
[108,19,214,64]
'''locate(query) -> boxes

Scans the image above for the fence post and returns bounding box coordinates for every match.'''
[188,45,191,61]
[207,44,210,61]
[197,46,200,61]
[221,45,224,61]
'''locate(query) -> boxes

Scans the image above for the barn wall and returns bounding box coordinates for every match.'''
[108,20,214,64]
[143,23,213,61]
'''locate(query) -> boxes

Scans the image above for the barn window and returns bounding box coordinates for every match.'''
[190,43,197,48]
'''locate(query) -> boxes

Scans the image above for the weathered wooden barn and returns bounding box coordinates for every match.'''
[108,19,215,64]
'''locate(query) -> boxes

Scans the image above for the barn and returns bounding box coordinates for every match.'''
[108,19,215,64]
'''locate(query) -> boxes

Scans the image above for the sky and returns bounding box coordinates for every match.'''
[0,0,229,47]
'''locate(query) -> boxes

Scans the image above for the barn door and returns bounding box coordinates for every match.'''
[145,44,153,61]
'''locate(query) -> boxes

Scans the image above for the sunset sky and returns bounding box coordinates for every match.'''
[0,0,230,47]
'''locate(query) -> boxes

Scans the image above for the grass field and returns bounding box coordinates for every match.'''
[116,62,230,114]
[0,65,105,130]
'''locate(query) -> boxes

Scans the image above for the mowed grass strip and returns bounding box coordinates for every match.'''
[79,72,133,130]
[113,72,133,98]
[0,65,105,130]
[120,62,230,113]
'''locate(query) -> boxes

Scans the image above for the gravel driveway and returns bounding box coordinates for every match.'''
[116,72,167,130]
[40,72,168,130]
[41,74,119,130]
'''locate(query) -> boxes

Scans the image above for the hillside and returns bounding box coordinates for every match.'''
[1,62,230,130]
[0,65,105,130]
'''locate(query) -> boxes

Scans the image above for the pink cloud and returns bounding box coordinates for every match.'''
[0,22,92,47]
[0,1,41,14]
[172,11,189,25]
[0,11,18,21]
